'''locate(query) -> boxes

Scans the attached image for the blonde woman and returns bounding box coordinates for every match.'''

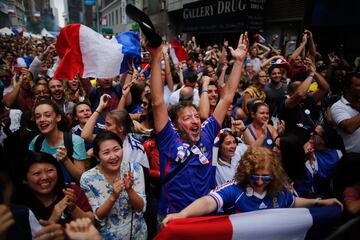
[163,146,342,226]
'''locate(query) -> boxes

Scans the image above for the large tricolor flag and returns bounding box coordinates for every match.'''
[170,38,189,62]
[155,205,341,240]
[53,24,140,80]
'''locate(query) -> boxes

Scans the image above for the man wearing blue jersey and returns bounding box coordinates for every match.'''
[148,33,249,219]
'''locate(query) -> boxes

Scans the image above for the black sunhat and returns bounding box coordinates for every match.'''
[126,4,162,48]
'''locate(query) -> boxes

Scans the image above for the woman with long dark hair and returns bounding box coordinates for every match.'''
[29,99,87,182]
[16,151,92,225]
[80,131,147,239]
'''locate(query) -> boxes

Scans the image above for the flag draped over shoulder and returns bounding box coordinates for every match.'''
[155,205,341,240]
[53,24,140,80]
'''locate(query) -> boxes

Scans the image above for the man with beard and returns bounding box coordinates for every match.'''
[264,65,288,119]
[148,33,249,220]
[48,79,75,116]
[3,68,35,112]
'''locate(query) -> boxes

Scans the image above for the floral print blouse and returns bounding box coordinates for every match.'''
[80,162,147,240]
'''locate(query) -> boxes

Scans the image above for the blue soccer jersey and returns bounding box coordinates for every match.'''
[157,116,221,215]
[209,182,295,213]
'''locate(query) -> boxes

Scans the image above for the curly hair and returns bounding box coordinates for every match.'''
[234,146,288,197]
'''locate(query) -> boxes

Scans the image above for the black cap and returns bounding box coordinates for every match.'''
[126,4,162,48]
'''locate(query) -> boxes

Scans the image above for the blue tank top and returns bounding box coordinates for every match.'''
[247,124,274,148]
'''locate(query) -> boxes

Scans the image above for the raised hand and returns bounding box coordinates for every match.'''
[33,219,65,240]
[111,176,124,198]
[304,29,313,39]
[65,218,101,240]
[123,170,134,191]
[97,94,111,112]
[63,187,77,213]
[0,205,15,237]
[122,81,134,97]
[56,147,68,163]
[52,196,70,222]
[276,120,286,135]
[162,42,169,55]
[223,40,229,49]
[302,33,308,43]
[229,32,249,62]
[231,118,246,136]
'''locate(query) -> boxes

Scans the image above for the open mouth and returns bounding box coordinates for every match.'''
[39,181,52,189]
[108,159,120,166]
[39,123,50,131]
[190,127,200,137]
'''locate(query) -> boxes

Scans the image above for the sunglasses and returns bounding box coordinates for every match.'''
[250,175,272,183]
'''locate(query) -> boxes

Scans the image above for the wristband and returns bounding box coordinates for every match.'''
[241,127,248,132]
[200,90,208,94]
[95,110,101,114]
[315,197,321,206]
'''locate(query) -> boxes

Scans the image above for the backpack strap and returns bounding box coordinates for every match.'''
[63,132,74,160]
[34,135,46,152]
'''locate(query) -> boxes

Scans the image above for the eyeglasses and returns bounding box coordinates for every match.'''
[250,175,272,183]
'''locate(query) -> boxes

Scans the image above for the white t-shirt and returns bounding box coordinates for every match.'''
[215,143,248,186]
[169,87,199,107]
[330,96,360,153]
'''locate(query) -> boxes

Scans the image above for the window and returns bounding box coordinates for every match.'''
[119,7,122,24]
[111,12,114,26]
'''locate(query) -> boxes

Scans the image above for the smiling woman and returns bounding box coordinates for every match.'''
[162,146,343,227]
[80,131,147,239]
[29,99,88,182]
[14,151,93,225]
[242,101,278,149]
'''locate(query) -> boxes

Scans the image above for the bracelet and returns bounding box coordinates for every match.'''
[200,90,208,94]
[315,197,321,206]
[95,110,101,114]
[241,127,248,132]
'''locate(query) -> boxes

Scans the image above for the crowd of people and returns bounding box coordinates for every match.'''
[0,25,359,240]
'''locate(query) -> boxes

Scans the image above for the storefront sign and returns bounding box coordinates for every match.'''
[183,0,266,33]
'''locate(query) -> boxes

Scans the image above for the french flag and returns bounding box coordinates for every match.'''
[170,38,189,63]
[155,205,341,240]
[53,24,140,80]
[8,7,15,15]
[34,11,41,21]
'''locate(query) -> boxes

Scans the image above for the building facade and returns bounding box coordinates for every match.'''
[6,0,26,27]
